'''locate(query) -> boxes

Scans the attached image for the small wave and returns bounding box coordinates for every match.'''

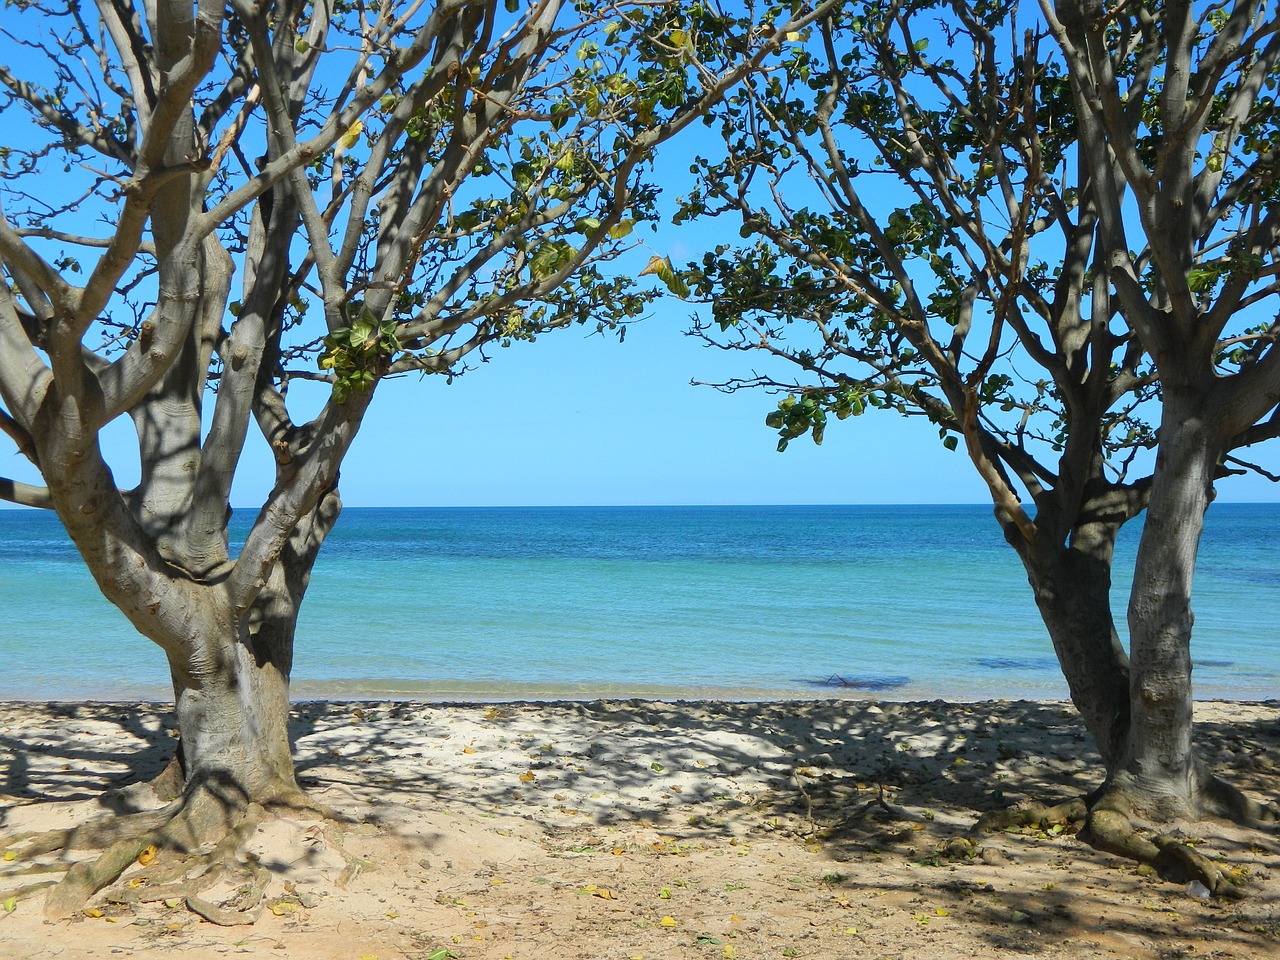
[975,656,1059,671]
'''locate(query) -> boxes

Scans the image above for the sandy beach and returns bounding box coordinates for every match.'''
[1,697,1278,960]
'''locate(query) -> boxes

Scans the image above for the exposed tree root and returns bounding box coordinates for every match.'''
[0,775,341,923]
[973,783,1268,899]
[1199,772,1280,824]
[975,797,1088,833]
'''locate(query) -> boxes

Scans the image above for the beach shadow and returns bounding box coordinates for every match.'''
[0,702,177,817]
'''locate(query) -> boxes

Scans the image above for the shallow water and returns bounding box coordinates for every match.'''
[1,504,1276,701]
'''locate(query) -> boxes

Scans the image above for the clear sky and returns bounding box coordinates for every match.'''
[309,313,1280,508]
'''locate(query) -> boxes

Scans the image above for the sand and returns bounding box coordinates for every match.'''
[1,697,1278,960]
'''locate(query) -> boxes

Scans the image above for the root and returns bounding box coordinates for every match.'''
[1200,773,1280,825]
[42,836,156,919]
[1087,805,1252,898]
[975,797,1088,833]
[8,774,331,922]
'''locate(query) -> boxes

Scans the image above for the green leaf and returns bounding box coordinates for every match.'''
[3,896,15,913]
[942,435,959,451]
[608,219,634,240]
[505,0,518,11]
[530,239,576,280]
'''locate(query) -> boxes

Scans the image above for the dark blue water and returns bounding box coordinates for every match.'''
[0,504,1275,701]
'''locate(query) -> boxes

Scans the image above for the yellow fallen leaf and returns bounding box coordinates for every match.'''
[659,915,678,928]
[910,823,926,831]
[594,888,616,900]
[612,847,625,856]
[843,926,859,935]
[723,947,737,959]
[519,771,536,783]
[936,907,949,917]
[84,908,105,918]
[2,850,15,862]
[730,914,742,922]
[659,887,672,899]
[137,844,157,866]
[385,909,399,918]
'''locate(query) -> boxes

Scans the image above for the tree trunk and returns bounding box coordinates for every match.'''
[1022,525,1132,772]
[1108,390,1218,819]
[160,492,342,826]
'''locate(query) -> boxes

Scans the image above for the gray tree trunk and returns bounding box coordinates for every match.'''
[162,491,342,808]
[1110,389,1218,818]
[1022,527,1132,772]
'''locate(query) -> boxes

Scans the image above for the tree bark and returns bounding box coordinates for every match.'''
[162,490,341,817]
[1107,389,1218,819]
[1021,526,1132,772]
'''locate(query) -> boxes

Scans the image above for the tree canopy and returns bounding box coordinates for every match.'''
[0,0,833,918]
[678,0,1280,887]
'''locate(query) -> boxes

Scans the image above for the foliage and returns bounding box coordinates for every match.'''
[679,0,1280,545]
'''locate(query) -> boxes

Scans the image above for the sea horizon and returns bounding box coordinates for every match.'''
[2,503,1277,704]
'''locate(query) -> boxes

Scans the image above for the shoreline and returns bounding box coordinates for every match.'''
[1,686,1276,705]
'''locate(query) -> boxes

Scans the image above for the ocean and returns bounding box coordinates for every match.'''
[0,504,1275,702]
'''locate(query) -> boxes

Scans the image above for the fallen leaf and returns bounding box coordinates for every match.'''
[593,888,616,900]
[519,771,536,783]
[137,845,157,866]
[651,762,665,772]
[843,926,859,935]
[385,909,399,918]
[84,908,105,918]
[936,907,950,917]
[659,887,672,899]
[659,915,678,928]
[2,897,15,913]
[2,850,16,862]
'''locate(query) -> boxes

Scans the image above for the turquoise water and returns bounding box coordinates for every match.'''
[0,504,1275,701]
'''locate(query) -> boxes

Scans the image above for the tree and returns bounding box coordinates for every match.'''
[1042,0,1280,857]
[0,0,832,918]
[677,0,1278,886]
